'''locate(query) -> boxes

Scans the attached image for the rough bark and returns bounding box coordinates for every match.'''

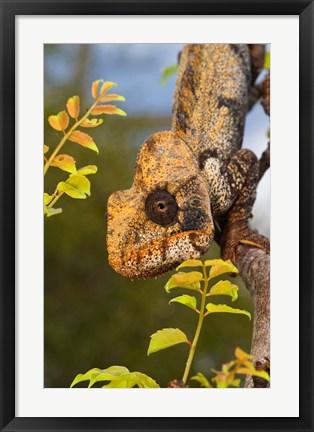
[234,245,270,387]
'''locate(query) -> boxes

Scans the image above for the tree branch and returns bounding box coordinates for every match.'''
[235,244,270,387]
[259,141,270,181]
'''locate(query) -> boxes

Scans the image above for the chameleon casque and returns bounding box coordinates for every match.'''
[107,44,270,279]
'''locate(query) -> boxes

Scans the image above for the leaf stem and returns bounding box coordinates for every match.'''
[44,97,100,176]
[47,191,64,209]
[182,266,209,384]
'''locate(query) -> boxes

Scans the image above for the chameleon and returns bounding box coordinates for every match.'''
[107,44,270,279]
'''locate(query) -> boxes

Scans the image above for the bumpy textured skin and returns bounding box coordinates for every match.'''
[107,44,270,278]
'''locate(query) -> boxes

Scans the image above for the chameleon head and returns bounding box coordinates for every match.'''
[107,131,214,278]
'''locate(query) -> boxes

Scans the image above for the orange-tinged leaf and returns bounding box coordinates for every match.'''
[236,368,270,380]
[68,130,99,153]
[98,94,125,103]
[91,80,103,99]
[91,105,126,116]
[80,118,103,128]
[100,81,117,95]
[44,145,49,154]
[55,111,69,130]
[235,347,252,361]
[66,95,80,119]
[48,111,69,131]
[51,154,77,174]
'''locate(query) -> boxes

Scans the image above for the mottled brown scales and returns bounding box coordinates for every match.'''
[107,44,270,279]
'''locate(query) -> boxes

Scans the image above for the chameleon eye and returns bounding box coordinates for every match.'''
[145,189,178,226]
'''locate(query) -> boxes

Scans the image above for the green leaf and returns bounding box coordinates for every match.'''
[161,64,178,86]
[264,51,270,69]
[205,303,251,320]
[57,175,91,199]
[190,372,212,388]
[70,368,102,388]
[133,372,160,388]
[169,295,198,312]
[204,259,238,280]
[101,372,160,388]
[88,365,131,387]
[45,206,62,217]
[71,366,160,388]
[165,271,203,293]
[77,165,98,175]
[147,328,189,356]
[176,259,203,270]
[207,280,239,302]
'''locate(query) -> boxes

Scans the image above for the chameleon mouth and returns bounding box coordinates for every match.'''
[108,229,214,279]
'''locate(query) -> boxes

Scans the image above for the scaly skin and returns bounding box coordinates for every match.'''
[107,44,270,278]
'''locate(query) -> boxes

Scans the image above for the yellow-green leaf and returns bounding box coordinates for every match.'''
[66,95,80,119]
[88,365,130,387]
[205,303,251,320]
[100,81,117,96]
[48,111,69,131]
[205,259,238,280]
[264,51,270,69]
[80,118,103,128]
[91,105,126,116]
[70,368,102,388]
[77,165,97,175]
[51,154,77,174]
[45,207,62,217]
[44,193,53,205]
[57,174,91,199]
[165,271,203,293]
[44,145,49,154]
[68,130,99,153]
[207,280,239,302]
[161,64,178,86]
[147,328,189,356]
[235,347,253,361]
[231,378,241,387]
[176,259,203,270]
[169,295,198,312]
[91,80,103,99]
[132,372,160,388]
[71,366,160,388]
[190,373,212,388]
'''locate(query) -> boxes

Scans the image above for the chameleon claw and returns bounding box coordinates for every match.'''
[220,221,270,265]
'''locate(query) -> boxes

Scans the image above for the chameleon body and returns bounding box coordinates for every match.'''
[107,44,269,279]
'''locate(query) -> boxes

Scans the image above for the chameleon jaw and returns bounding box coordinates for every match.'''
[108,229,214,279]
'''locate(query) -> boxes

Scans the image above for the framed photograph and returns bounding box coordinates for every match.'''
[1,1,313,431]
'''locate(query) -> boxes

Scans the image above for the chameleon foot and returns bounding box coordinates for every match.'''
[220,221,270,265]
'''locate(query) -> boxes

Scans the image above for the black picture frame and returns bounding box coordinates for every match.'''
[1,1,313,431]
